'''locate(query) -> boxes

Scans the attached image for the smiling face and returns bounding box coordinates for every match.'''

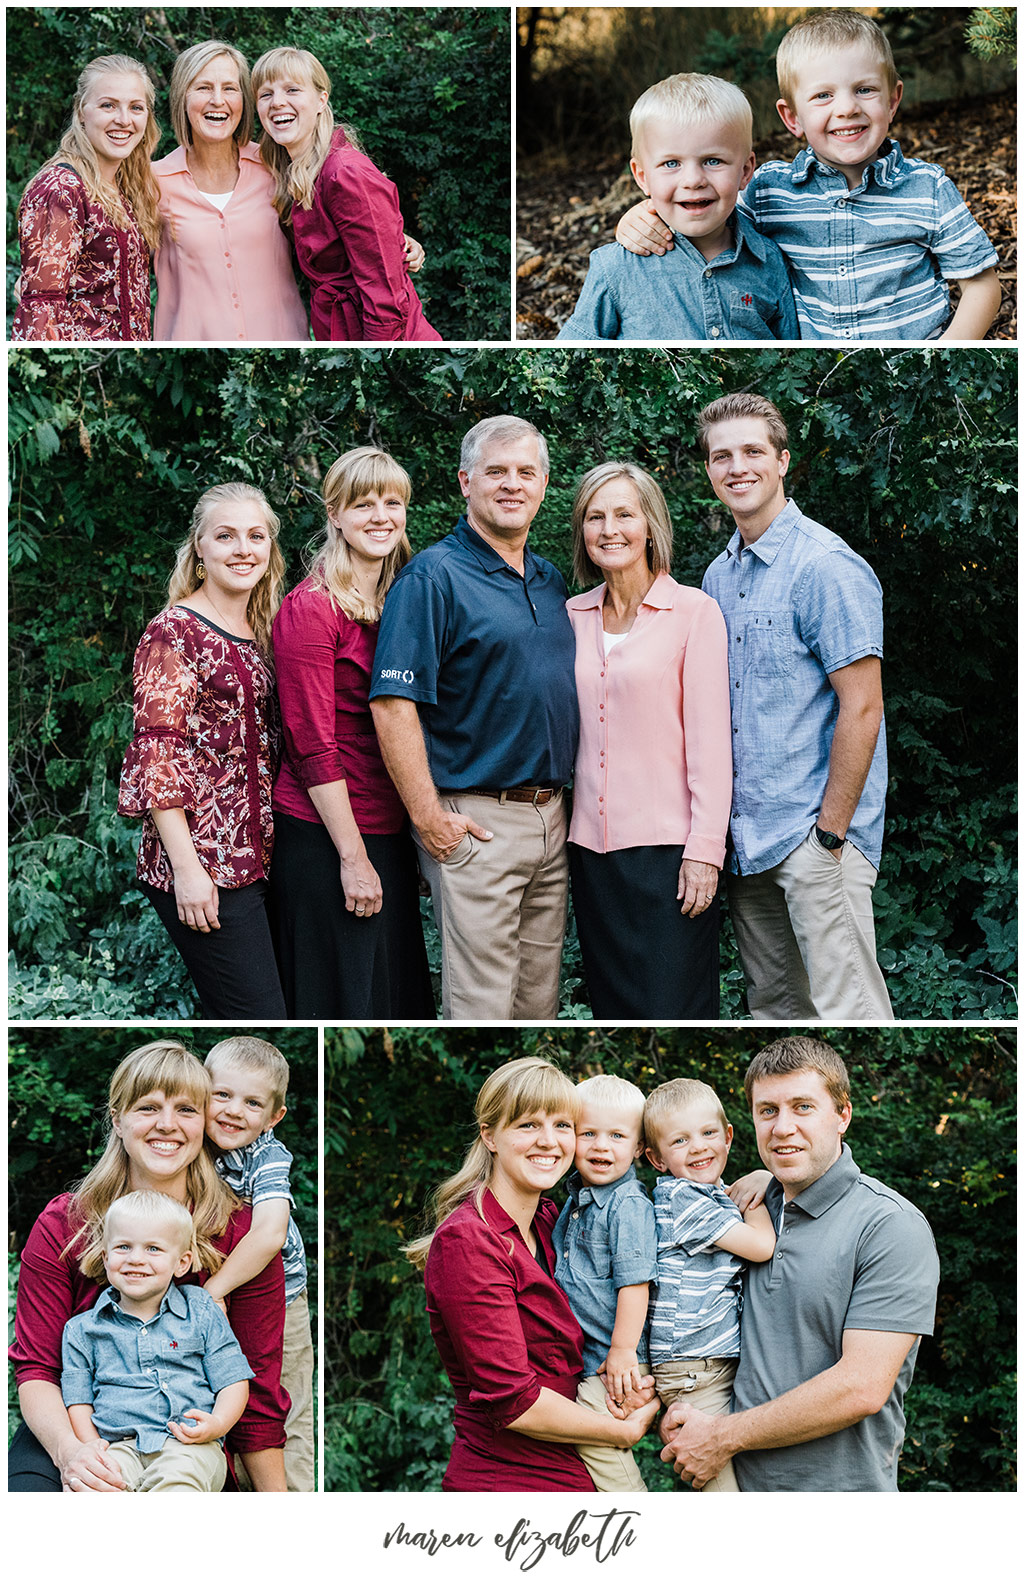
[704,414,790,541]
[185,53,244,147]
[778,43,903,188]
[631,113,756,261]
[194,501,273,601]
[481,1108,576,1205]
[751,1068,852,1200]
[78,71,150,181]
[573,1100,643,1188]
[581,476,650,581]
[646,1101,733,1185]
[459,434,548,547]
[102,1206,193,1317]
[331,488,407,570]
[205,1062,285,1154]
[256,72,328,159]
[112,1090,206,1194]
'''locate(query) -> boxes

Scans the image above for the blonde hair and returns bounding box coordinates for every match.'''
[698,392,789,459]
[744,1036,851,1112]
[103,1189,197,1273]
[643,1076,730,1151]
[308,446,413,623]
[24,54,163,252]
[571,461,673,588]
[67,1041,238,1280]
[252,47,362,219]
[169,40,254,149]
[205,1035,290,1116]
[575,1073,646,1135]
[776,9,899,108]
[404,1058,580,1270]
[167,482,286,651]
[630,73,752,161]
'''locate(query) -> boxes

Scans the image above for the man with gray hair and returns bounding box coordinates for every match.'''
[370,415,578,1019]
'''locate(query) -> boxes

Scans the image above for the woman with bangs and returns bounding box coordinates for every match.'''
[270,446,434,1018]
[252,47,441,342]
[118,483,287,1018]
[13,53,162,341]
[405,1058,657,1491]
[8,1041,289,1492]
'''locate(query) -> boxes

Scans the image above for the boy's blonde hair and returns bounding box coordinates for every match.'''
[643,1076,730,1149]
[575,1072,646,1135]
[205,1036,290,1115]
[630,73,753,161]
[776,10,899,109]
[103,1189,197,1272]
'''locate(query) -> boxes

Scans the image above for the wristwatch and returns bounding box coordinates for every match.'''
[815,825,845,851]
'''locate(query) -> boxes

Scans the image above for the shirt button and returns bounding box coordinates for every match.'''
[704,268,712,279]
[837,198,847,208]
[738,591,745,598]
[838,266,847,276]
[711,326,721,338]
[735,680,740,688]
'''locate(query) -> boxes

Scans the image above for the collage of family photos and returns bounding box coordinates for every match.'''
[5,0,1017,1572]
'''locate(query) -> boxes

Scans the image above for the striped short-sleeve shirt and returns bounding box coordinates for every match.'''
[649,1176,745,1363]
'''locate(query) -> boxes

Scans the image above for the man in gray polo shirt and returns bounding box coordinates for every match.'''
[661,1036,939,1491]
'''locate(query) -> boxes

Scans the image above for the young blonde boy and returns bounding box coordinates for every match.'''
[553,1074,658,1491]
[558,73,796,341]
[61,1190,252,1492]
[203,1037,314,1491]
[643,1077,775,1493]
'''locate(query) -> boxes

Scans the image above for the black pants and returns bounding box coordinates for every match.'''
[144,878,287,1019]
[8,1420,61,1491]
[569,842,720,1018]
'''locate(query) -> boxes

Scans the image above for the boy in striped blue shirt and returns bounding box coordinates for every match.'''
[643,1077,775,1493]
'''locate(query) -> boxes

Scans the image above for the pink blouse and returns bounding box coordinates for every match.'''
[292,129,442,342]
[566,571,733,866]
[152,143,308,341]
[118,607,278,891]
[12,165,151,342]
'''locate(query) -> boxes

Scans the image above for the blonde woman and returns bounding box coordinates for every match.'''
[118,484,287,1017]
[406,1058,658,1491]
[270,447,433,1017]
[252,47,441,341]
[9,1041,288,1491]
[13,54,162,341]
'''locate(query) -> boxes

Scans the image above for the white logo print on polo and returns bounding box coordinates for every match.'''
[380,668,415,684]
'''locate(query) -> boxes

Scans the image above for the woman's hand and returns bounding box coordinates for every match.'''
[59,1436,127,1492]
[403,233,425,273]
[603,1371,657,1419]
[340,851,384,917]
[173,860,220,932]
[615,198,674,256]
[678,859,720,917]
[618,1392,662,1448]
[727,1168,773,1213]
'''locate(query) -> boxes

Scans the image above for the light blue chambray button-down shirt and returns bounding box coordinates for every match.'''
[61,1280,253,1453]
[557,209,798,342]
[702,499,887,875]
[553,1165,658,1376]
[739,140,998,341]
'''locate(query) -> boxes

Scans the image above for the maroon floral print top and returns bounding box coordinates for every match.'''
[118,607,279,892]
[12,164,151,342]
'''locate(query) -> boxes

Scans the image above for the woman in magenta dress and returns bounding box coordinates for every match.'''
[405,1058,657,1491]
[8,1040,288,1491]
[251,46,442,342]
[13,54,162,341]
[270,446,434,1017]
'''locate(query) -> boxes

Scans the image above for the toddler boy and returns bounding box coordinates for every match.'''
[553,1074,658,1491]
[203,1036,314,1492]
[643,1076,775,1493]
[558,73,797,341]
[61,1190,252,1492]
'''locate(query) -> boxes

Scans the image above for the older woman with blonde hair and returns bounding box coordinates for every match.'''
[270,446,433,1017]
[13,54,162,341]
[118,483,287,1017]
[8,1040,289,1491]
[566,461,733,1017]
[252,47,440,341]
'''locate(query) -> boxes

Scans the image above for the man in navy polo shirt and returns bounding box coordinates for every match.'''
[369,415,578,1019]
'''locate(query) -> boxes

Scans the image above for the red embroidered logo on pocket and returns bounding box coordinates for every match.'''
[741,294,753,307]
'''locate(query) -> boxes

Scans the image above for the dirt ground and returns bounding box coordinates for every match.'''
[516,90,1016,340]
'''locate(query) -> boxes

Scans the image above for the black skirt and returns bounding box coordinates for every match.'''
[568,842,720,1018]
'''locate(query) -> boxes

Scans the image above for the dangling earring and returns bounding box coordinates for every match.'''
[196,560,206,582]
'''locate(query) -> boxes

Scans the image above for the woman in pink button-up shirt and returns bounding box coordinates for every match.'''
[566,463,732,1017]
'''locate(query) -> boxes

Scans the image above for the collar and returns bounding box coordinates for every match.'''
[97,1278,189,1320]
[725,498,801,564]
[657,1172,723,1200]
[572,568,676,611]
[670,209,770,267]
[778,1142,861,1219]
[453,515,537,578]
[789,138,903,191]
[156,141,263,176]
[565,1162,639,1206]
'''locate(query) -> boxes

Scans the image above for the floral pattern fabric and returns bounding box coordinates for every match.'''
[12,164,151,342]
[118,606,278,891]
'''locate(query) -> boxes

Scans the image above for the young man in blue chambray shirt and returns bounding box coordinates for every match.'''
[558,73,797,343]
[699,392,893,1020]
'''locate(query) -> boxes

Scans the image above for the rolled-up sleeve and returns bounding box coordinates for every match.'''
[59,1320,95,1407]
[274,588,346,789]
[217,1207,288,1452]
[607,1192,659,1290]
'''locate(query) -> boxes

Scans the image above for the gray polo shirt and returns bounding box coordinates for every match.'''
[733,1145,939,1491]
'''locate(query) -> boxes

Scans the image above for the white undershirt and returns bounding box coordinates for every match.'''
[601,628,629,655]
[199,188,235,213]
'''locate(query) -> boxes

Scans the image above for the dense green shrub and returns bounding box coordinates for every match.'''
[323,1024,1017,1491]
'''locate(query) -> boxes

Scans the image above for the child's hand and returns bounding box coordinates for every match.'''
[602,1371,657,1419]
[599,1347,642,1407]
[167,1408,221,1445]
[726,1168,773,1212]
[615,199,674,256]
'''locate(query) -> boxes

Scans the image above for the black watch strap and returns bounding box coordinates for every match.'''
[815,825,845,850]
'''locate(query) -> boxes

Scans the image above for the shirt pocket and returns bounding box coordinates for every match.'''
[728,288,773,338]
[744,611,793,677]
[579,1230,613,1278]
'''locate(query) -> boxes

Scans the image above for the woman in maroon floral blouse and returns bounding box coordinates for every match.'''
[250,47,441,342]
[118,483,287,1017]
[13,54,163,342]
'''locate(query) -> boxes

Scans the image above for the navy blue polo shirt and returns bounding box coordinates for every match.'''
[369,517,578,788]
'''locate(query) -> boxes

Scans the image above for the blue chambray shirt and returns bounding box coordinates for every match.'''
[553,1165,658,1376]
[557,209,798,342]
[61,1280,253,1453]
[740,140,998,341]
[702,499,887,875]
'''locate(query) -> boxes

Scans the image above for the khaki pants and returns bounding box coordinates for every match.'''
[108,1434,226,1492]
[574,1369,649,1493]
[654,1357,739,1493]
[283,1288,315,1492]
[415,791,568,1019]
[728,828,893,1019]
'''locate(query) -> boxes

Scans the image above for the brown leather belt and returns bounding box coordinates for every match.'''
[458,785,562,807]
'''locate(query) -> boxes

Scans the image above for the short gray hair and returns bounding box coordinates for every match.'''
[459,415,549,477]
